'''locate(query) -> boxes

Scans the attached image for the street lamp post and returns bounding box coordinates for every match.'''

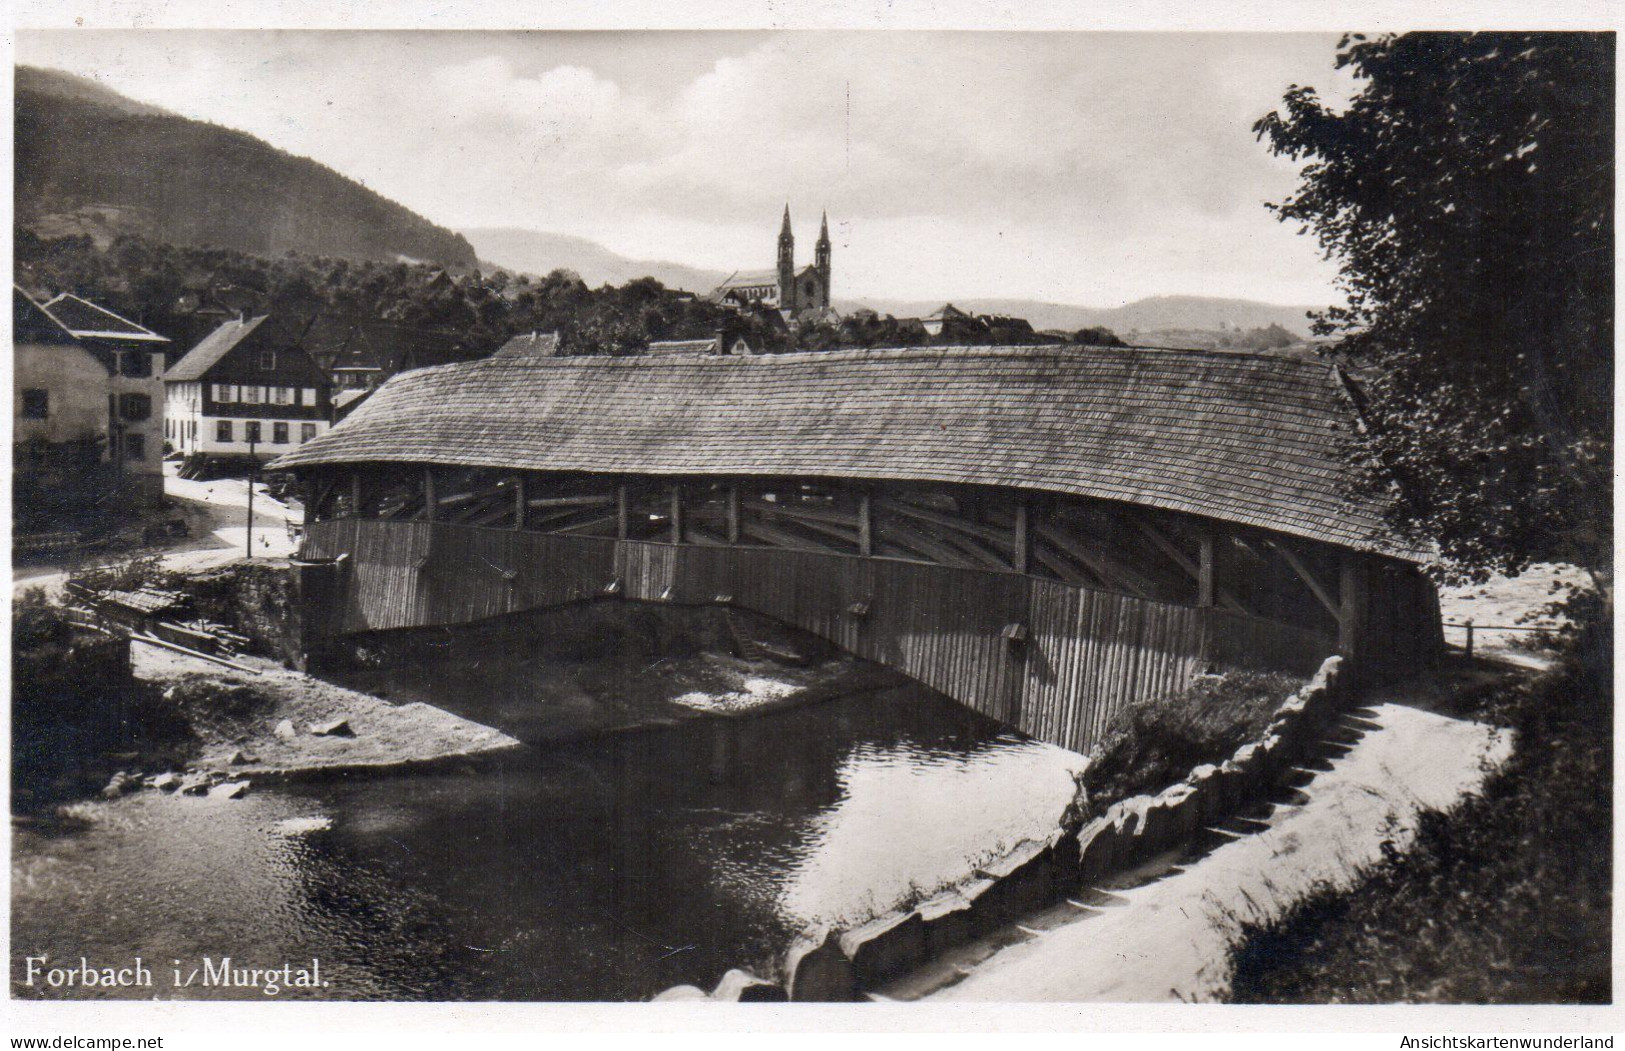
[246,433,257,559]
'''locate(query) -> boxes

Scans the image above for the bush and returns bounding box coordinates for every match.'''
[13,587,73,652]
[1081,669,1302,814]
[1225,627,1611,1003]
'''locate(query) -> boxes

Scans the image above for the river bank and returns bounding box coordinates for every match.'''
[130,644,522,783]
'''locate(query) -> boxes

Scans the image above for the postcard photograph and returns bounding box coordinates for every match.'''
[7,21,1614,1013]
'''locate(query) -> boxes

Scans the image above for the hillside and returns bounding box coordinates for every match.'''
[15,65,174,117]
[466,226,1321,338]
[16,65,477,267]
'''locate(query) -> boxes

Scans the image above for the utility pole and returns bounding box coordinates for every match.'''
[246,433,257,559]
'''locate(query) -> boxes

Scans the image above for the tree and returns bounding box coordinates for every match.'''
[1255,33,1612,585]
[1072,326,1127,348]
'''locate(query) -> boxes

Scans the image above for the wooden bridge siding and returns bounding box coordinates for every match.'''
[1022,582,1211,752]
[863,558,1028,728]
[1202,607,1341,679]
[302,520,1338,753]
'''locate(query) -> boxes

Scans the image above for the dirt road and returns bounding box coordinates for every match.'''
[14,462,302,599]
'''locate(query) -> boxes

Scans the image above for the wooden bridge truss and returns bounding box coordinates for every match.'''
[304,463,1436,664]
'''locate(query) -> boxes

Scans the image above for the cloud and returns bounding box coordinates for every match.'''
[17,30,1347,304]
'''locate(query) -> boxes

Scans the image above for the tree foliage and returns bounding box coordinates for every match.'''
[1255,33,1613,583]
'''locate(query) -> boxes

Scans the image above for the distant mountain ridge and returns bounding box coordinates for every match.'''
[16,65,477,267]
[465,227,733,294]
[467,226,1323,337]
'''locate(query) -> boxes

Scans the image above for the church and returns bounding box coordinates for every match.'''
[711,207,833,319]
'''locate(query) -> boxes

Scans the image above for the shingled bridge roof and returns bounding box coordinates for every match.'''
[269,345,1417,559]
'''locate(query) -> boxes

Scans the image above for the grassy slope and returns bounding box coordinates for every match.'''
[1081,669,1302,815]
[1226,631,1611,1003]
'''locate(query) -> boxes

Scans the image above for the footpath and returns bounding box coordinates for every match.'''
[888,685,1510,1002]
[881,563,1571,1002]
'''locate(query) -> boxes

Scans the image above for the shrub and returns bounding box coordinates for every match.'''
[1081,669,1302,814]
[13,587,73,652]
[1225,627,1610,1003]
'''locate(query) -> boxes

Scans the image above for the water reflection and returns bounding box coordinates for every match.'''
[14,685,1085,1001]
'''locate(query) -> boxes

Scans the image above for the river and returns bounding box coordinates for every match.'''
[13,681,1086,1001]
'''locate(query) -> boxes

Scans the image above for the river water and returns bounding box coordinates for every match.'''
[13,682,1086,1001]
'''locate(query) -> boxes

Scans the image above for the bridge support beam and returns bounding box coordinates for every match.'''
[1197,534,1215,607]
[1338,558,1367,669]
[1013,502,1029,574]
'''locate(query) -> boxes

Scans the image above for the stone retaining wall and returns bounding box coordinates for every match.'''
[652,655,1350,1003]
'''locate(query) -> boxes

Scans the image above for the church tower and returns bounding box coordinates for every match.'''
[815,211,832,309]
[777,204,795,309]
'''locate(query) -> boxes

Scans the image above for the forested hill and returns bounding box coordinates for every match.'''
[15,66,477,267]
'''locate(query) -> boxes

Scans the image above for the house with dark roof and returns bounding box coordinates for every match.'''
[491,331,562,360]
[163,315,333,463]
[301,314,478,390]
[13,289,171,528]
[645,327,758,357]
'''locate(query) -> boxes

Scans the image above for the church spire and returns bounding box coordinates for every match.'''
[814,209,832,309]
[777,204,796,310]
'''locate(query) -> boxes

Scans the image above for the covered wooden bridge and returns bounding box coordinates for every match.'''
[270,345,1440,754]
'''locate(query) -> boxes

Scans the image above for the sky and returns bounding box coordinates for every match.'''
[17,30,1363,307]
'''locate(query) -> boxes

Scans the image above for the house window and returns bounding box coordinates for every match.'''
[274,387,293,405]
[126,434,146,461]
[217,420,233,443]
[273,422,289,444]
[243,386,262,404]
[259,351,277,370]
[300,423,318,443]
[120,352,152,378]
[119,393,152,421]
[21,389,49,419]
[214,383,234,402]
[301,388,317,406]
[245,421,262,444]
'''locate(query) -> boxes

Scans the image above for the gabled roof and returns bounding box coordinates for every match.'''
[270,345,1421,559]
[43,293,168,343]
[492,331,562,359]
[714,269,781,291]
[165,314,328,383]
[646,338,719,356]
[14,286,84,348]
[163,315,271,381]
[922,303,970,322]
[333,389,373,411]
[330,337,384,373]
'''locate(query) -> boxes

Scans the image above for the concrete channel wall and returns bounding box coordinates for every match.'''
[653,654,1350,1003]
